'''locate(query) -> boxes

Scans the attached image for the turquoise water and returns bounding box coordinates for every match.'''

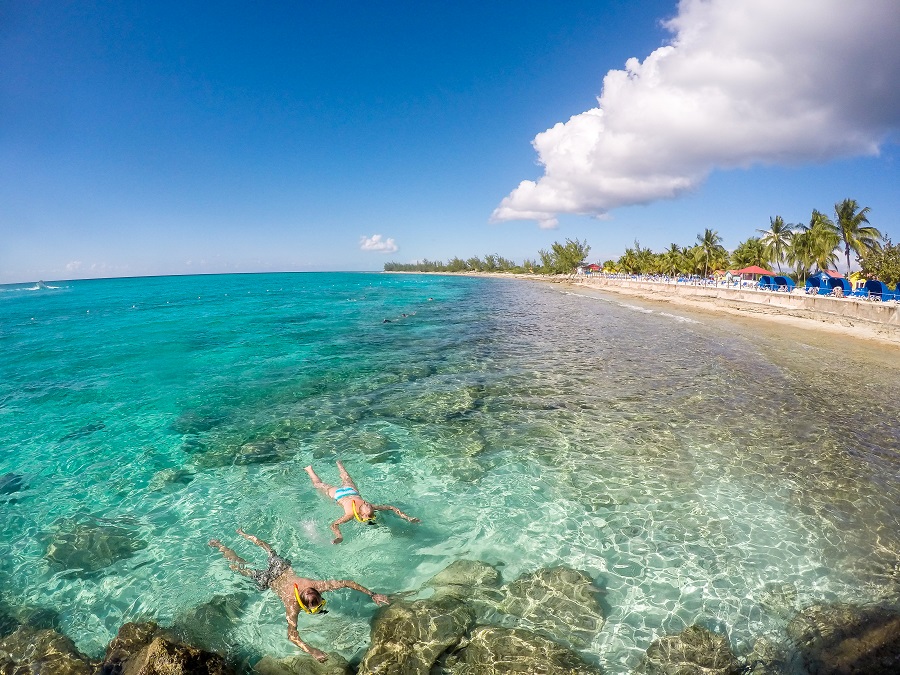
[1,272,899,672]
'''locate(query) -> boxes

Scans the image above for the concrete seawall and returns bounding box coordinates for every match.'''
[571,277,900,328]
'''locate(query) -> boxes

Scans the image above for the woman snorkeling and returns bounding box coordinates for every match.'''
[305,460,420,544]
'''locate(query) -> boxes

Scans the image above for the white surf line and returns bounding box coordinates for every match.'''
[658,312,700,324]
[562,290,701,323]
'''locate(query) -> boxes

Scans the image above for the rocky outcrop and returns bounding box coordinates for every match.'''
[444,626,603,674]
[787,602,900,675]
[357,595,475,675]
[99,621,234,675]
[0,625,95,675]
[497,566,605,649]
[633,624,741,675]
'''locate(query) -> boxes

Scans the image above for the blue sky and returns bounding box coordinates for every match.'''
[2,1,899,283]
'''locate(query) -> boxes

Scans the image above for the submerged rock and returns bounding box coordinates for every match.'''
[58,421,106,442]
[633,624,741,675]
[100,621,234,675]
[427,560,502,599]
[0,625,95,675]
[497,567,605,649]
[235,439,290,465]
[44,516,148,574]
[171,593,249,657]
[0,597,59,637]
[148,468,196,492]
[357,596,475,675]
[254,653,351,675]
[758,582,798,619]
[786,602,900,675]
[194,435,294,468]
[171,410,226,435]
[446,626,602,675]
[0,472,26,495]
[744,636,788,675]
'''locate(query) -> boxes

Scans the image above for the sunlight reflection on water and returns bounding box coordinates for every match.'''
[1,274,898,673]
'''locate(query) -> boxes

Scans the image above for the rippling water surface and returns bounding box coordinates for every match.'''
[1,272,898,673]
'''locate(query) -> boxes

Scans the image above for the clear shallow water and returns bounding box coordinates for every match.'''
[1,272,898,673]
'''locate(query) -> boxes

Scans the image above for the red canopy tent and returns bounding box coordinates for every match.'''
[731,265,773,276]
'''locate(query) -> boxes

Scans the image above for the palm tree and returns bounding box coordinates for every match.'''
[697,228,724,277]
[788,210,839,280]
[757,216,794,273]
[663,243,681,276]
[834,199,882,276]
[730,237,770,269]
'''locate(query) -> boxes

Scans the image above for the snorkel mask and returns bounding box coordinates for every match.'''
[352,500,377,524]
[294,584,327,615]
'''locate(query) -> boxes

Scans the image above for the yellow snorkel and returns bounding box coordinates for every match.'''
[352,500,376,523]
[294,583,327,615]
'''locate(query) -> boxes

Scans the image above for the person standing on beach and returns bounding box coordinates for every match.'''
[209,528,390,663]
[305,461,420,544]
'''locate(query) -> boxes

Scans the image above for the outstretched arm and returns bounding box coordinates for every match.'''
[285,604,328,662]
[373,504,420,523]
[330,514,354,544]
[314,579,390,605]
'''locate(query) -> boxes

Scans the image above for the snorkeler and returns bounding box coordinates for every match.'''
[305,461,420,544]
[208,529,389,662]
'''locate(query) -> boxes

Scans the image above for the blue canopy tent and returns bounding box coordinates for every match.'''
[773,275,796,291]
[758,274,776,290]
[864,279,893,301]
[827,277,852,293]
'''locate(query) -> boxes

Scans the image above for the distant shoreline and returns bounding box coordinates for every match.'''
[387,270,900,347]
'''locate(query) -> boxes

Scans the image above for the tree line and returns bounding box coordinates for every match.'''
[384,239,592,276]
[384,199,900,286]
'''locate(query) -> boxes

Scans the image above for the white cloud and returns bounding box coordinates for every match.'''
[493,0,900,226]
[359,234,399,253]
[65,261,82,272]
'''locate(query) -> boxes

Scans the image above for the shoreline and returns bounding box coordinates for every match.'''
[391,271,900,348]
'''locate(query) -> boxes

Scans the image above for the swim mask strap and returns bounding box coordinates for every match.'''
[352,500,376,523]
[294,583,326,614]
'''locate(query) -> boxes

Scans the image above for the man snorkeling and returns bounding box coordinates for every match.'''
[305,460,420,544]
[209,528,389,662]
